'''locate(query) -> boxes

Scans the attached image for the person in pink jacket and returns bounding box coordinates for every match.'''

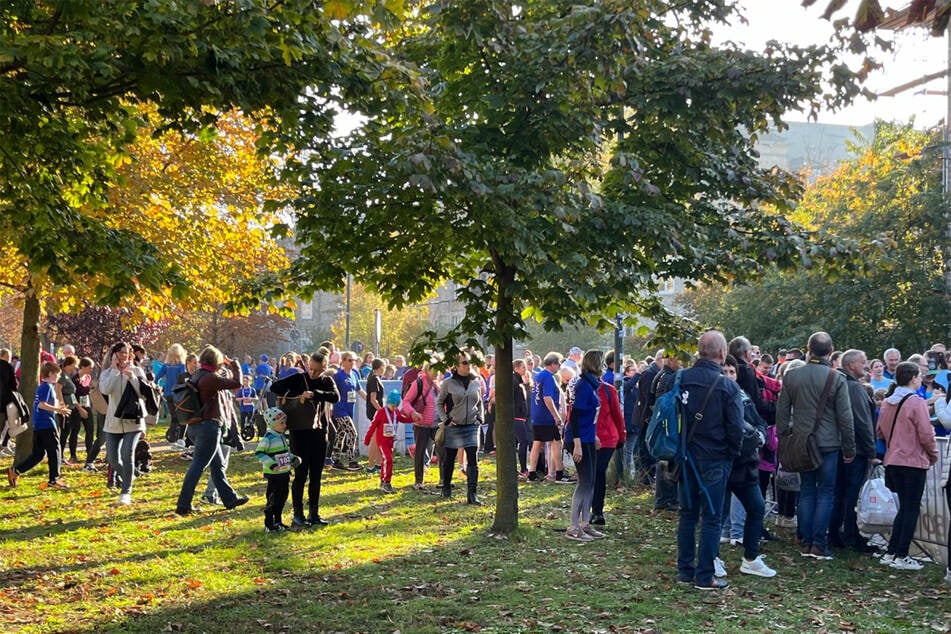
[591,378,626,526]
[401,364,440,491]
[876,361,938,571]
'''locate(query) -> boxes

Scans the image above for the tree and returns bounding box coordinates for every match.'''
[279,0,863,533]
[1,2,407,461]
[44,306,167,361]
[805,0,950,34]
[330,283,431,358]
[681,121,946,356]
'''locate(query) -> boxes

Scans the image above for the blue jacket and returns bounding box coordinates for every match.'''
[564,373,600,444]
[680,359,743,462]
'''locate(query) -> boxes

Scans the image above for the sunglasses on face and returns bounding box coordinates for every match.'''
[459,360,470,366]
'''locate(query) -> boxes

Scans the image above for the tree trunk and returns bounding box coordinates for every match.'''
[490,267,519,534]
[14,285,41,464]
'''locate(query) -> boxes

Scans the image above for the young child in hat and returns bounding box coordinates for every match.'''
[364,390,413,493]
[255,407,300,532]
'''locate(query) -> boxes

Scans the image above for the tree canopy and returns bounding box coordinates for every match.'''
[278,0,865,532]
[681,121,946,356]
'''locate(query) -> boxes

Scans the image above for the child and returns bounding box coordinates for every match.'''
[255,407,300,532]
[235,375,258,436]
[7,362,73,489]
[364,390,412,493]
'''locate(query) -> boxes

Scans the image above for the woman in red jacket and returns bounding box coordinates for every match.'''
[876,361,938,571]
[591,377,626,526]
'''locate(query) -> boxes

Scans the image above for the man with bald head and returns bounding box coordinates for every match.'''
[676,330,744,591]
[776,331,855,561]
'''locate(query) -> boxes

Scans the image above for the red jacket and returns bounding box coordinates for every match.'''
[364,406,413,446]
[596,382,626,449]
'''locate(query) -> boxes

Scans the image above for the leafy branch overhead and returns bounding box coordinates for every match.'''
[283,0,866,350]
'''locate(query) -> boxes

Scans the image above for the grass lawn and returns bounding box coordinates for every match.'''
[1,434,949,633]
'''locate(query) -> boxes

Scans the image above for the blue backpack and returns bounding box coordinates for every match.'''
[646,370,685,462]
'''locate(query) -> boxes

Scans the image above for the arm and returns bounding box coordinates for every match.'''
[914,400,939,464]
[610,386,626,444]
[833,377,856,460]
[255,437,279,473]
[436,381,450,425]
[725,389,745,457]
[936,397,951,430]
[775,385,791,433]
[312,376,340,404]
[401,380,421,421]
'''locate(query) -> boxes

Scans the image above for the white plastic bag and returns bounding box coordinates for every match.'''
[856,476,899,533]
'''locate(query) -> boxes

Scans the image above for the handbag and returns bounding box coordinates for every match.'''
[775,468,801,492]
[115,381,144,420]
[777,368,836,472]
[434,423,446,448]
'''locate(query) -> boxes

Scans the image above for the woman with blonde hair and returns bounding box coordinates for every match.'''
[157,344,187,445]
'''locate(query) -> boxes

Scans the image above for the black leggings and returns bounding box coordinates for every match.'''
[886,465,927,558]
[441,446,478,485]
[59,408,83,460]
[289,428,327,517]
[514,418,531,472]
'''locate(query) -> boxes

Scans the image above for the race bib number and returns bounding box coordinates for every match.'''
[383,423,396,437]
[348,390,357,403]
[276,453,292,468]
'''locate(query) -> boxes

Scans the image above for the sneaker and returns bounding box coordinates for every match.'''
[528,472,538,482]
[714,557,728,578]
[809,545,834,561]
[381,482,396,494]
[760,530,775,542]
[720,536,730,544]
[944,568,951,585]
[582,524,605,539]
[775,515,798,528]
[324,458,334,467]
[554,475,575,484]
[117,493,132,506]
[591,514,605,526]
[174,439,186,449]
[695,579,729,591]
[800,543,815,558]
[740,555,777,578]
[879,553,895,566]
[265,524,289,533]
[291,515,312,528]
[565,526,594,541]
[517,470,529,481]
[83,463,98,472]
[0,447,13,457]
[225,495,250,510]
[48,479,69,490]
[868,533,889,549]
[730,538,743,547]
[889,556,924,571]
[347,461,362,471]
[365,465,381,474]
[200,494,219,505]
[6,466,18,488]
[331,460,347,471]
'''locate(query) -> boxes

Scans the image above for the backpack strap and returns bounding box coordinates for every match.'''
[684,373,722,446]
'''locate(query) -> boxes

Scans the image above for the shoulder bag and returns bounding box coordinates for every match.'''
[777,368,836,473]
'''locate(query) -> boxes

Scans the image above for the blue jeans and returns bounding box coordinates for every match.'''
[203,444,232,502]
[727,480,765,561]
[176,420,240,512]
[613,434,637,482]
[105,430,142,495]
[677,458,730,585]
[797,449,839,550]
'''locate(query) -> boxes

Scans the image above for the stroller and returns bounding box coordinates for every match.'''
[239,388,269,441]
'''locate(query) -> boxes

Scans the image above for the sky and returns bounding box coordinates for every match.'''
[718,0,948,127]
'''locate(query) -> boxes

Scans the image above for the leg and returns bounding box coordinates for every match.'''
[307,429,327,521]
[465,445,480,504]
[117,430,142,496]
[840,457,868,548]
[676,466,702,581]
[811,450,839,551]
[731,481,765,561]
[514,419,529,473]
[570,442,596,526]
[829,455,849,547]
[274,473,290,526]
[695,460,730,586]
[591,447,614,518]
[368,435,381,469]
[264,474,278,529]
[13,429,53,477]
[175,421,218,512]
[441,446,456,497]
[797,466,818,549]
[43,428,62,483]
[381,439,394,484]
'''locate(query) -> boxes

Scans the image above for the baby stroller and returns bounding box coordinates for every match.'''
[240,392,269,441]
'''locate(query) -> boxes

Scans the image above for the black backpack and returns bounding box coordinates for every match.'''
[171,370,208,425]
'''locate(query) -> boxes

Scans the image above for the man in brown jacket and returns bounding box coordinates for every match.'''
[776,331,855,560]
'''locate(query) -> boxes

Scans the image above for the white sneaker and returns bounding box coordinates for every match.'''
[889,556,923,571]
[0,447,13,457]
[714,557,728,578]
[174,439,186,449]
[730,538,743,547]
[944,568,951,585]
[117,493,131,506]
[879,553,895,566]
[740,555,777,578]
[581,524,605,539]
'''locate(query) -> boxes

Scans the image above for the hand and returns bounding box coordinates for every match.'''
[843,455,855,464]
[290,456,301,469]
[572,448,582,463]
[617,441,625,451]
[594,437,602,450]
[412,412,422,423]
[78,406,89,420]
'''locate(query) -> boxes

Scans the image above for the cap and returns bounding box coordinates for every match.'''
[262,407,287,429]
[386,389,402,407]
[260,354,269,362]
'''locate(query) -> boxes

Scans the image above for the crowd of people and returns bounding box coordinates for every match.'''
[0,332,948,590]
